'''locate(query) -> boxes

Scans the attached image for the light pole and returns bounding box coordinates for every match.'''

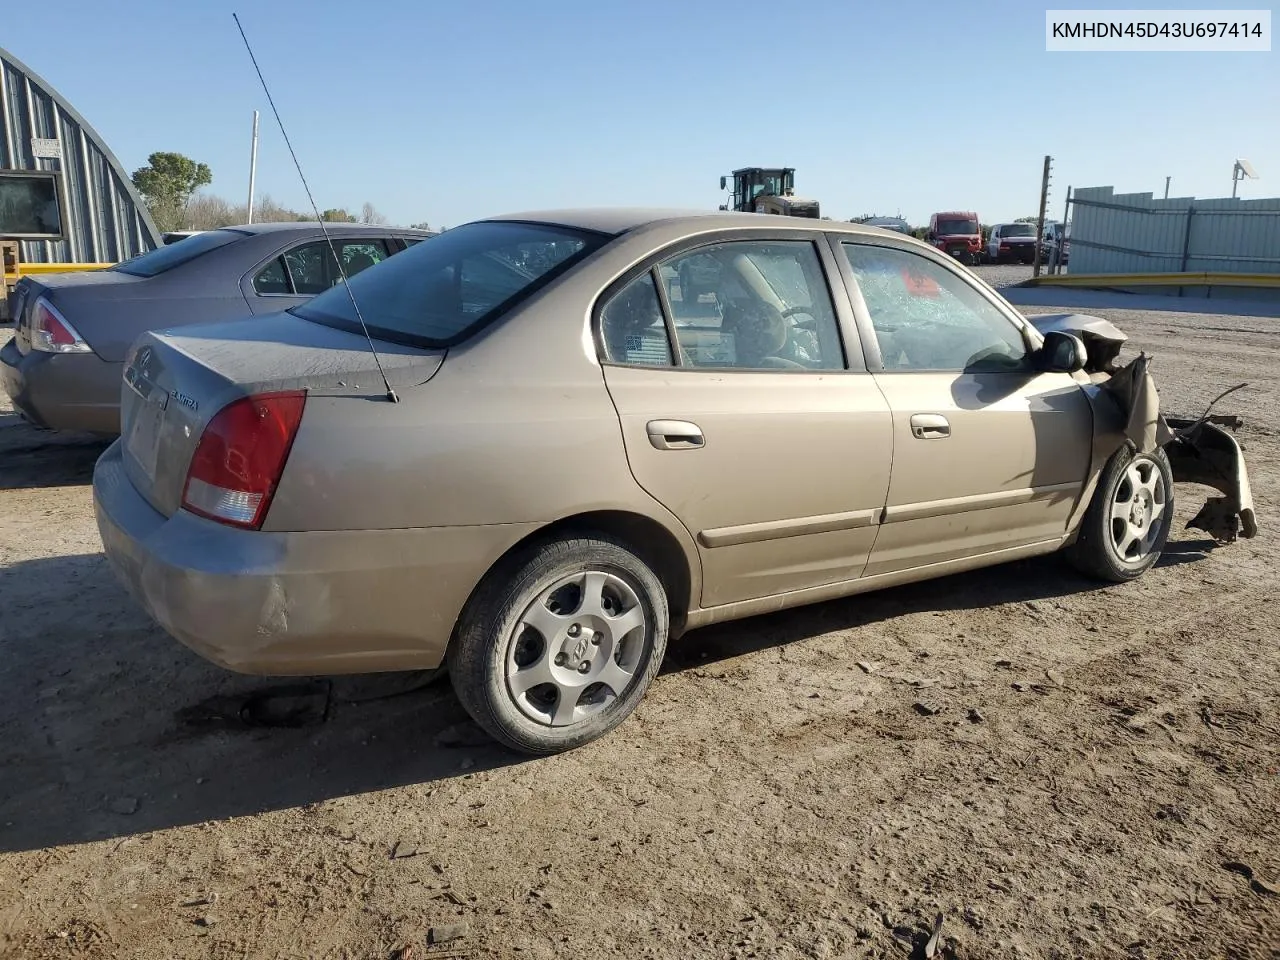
[246,110,260,223]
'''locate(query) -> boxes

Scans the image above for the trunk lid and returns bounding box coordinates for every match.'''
[11,271,147,357]
[119,310,444,518]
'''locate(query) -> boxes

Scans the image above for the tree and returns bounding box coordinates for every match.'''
[130,152,212,232]
[321,208,358,222]
[1014,216,1040,223]
[410,221,433,231]
[360,201,388,225]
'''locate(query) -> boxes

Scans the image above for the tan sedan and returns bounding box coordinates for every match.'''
[92,210,1256,754]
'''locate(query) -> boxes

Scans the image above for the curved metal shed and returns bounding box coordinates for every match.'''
[1,44,159,264]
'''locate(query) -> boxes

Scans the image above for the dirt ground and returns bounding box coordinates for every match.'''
[0,289,1277,960]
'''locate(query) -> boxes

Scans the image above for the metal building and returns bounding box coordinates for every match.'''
[1,44,159,266]
[1069,185,1280,279]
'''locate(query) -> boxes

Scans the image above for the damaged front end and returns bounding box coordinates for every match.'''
[1029,313,1257,545]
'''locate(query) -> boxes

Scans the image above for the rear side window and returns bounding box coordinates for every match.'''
[253,239,391,296]
[599,240,845,372]
[600,273,672,366]
[113,229,247,277]
[293,221,606,346]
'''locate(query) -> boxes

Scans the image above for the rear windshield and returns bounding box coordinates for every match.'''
[292,220,608,347]
[936,219,978,235]
[112,229,246,277]
[1002,224,1035,237]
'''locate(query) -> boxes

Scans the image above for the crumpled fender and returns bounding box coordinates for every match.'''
[1092,355,1256,545]
[1030,309,1258,546]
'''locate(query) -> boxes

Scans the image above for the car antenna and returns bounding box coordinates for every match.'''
[232,12,399,404]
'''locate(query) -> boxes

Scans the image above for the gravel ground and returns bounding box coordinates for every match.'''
[1,291,1277,959]
[970,263,1036,289]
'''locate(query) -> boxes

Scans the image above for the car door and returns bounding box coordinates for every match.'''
[988,226,999,261]
[831,236,1093,577]
[598,234,893,608]
[242,236,393,314]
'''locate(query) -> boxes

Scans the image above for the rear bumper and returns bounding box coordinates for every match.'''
[92,440,537,676]
[0,337,122,433]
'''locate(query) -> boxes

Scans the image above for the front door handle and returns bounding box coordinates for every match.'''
[910,413,951,439]
[646,419,705,450]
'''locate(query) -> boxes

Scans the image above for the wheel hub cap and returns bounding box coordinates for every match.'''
[505,571,648,727]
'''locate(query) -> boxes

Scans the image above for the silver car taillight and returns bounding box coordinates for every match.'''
[30,297,94,354]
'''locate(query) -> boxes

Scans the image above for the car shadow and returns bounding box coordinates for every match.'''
[0,415,112,489]
[0,551,530,853]
[662,551,1109,672]
[0,540,1215,853]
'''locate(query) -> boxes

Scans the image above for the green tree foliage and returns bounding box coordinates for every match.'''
[321,208,358,222]
[1015,216,1040,223]
[130,152,212,232]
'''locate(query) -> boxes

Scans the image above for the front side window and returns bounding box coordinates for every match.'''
[598,240,845,372]
[294,221,606,346]
[842,243,1029,373]
[339,240,389,277]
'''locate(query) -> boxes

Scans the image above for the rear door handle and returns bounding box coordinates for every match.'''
[910,413,950,439]
[646,419,705,450]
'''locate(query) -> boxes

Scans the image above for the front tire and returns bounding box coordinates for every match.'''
[447,535,670,755]
[1066,445,1174,582]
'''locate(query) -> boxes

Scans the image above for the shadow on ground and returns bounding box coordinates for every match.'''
[0,532,1219,853]
[0,414,112,489]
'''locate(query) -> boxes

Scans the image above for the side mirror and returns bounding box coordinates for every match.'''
[719,176,727,190]
[1040,330,1088,373]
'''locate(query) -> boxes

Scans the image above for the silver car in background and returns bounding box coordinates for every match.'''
[2,222,434,434]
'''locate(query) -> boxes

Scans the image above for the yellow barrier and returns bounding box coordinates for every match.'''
[1027,271,1280,289]
[3,262,115,281]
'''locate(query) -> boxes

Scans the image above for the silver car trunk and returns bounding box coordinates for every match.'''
[118,311,445,518]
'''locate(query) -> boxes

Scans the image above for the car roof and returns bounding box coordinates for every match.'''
[217,222,435,236]
[476,207,891,239]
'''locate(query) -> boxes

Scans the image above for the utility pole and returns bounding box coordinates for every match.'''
[246,110,260,224]
[1033,154,1052,278]
[1051,185,1072,275]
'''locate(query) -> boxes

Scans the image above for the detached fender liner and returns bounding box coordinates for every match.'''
[1163,420,1258,544]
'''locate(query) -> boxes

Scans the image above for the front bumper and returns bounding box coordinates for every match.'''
[1,337,123,433]
[999,243,1037,262]
[92,440,537,676]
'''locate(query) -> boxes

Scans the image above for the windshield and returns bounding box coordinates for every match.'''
[112,229,246,277]
[293,220,608,347]
[1002,224,1036,237]
[936,219,978,235]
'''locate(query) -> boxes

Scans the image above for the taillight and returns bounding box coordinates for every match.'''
[181,391,307,530]
[30,297,93,354]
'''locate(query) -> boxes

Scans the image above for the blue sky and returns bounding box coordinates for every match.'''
[6,0,1277,227]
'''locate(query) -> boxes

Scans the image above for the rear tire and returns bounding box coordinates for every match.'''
[1065,445,1174,583]
[447,534,669,755]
